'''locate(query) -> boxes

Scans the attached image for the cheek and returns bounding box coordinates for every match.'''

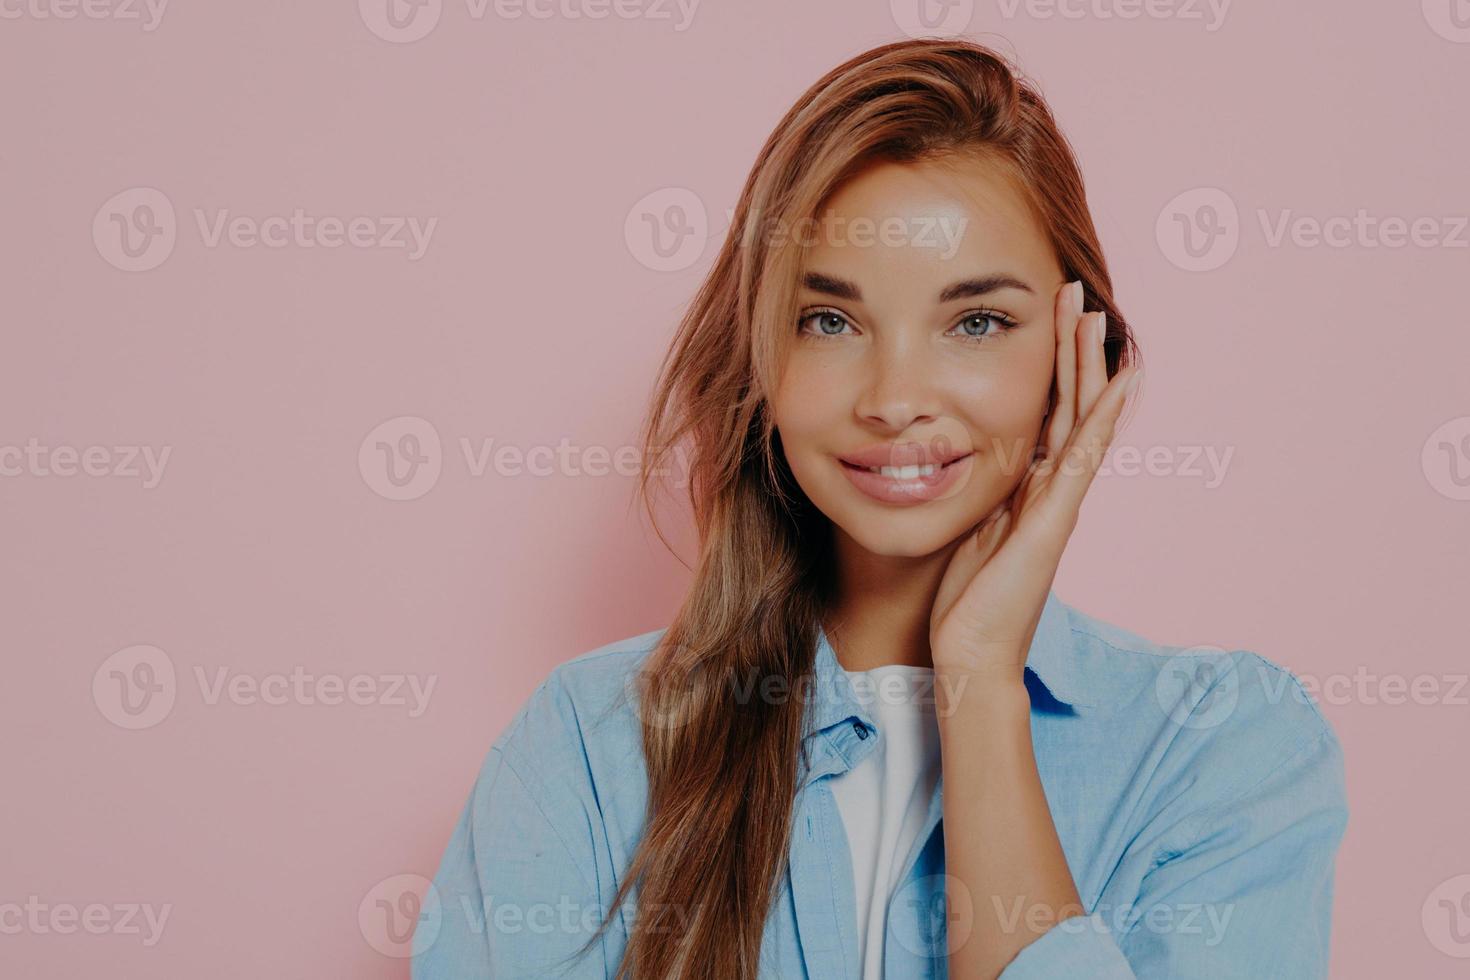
[770,364,833,472]
[772,354,844,436]
[958,355,1052,431]
[951,355,1053,472]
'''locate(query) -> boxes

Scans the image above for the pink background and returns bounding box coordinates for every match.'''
[3,1,1468,976]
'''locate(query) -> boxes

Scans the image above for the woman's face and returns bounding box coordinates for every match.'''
[771,154,1064,559]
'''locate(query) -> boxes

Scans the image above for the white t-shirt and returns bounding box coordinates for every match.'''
[827,664,942,979]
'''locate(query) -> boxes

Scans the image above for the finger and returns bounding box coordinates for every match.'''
[1045,365,1141,522]
[1077,311,1108,422]
[1043,280,1084,462]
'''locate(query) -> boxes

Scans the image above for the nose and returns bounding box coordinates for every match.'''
[853,335,941,432]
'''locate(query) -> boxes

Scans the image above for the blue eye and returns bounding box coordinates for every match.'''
[947,311,1019,342]
[795,308,1021,342]
[797,309,854,339]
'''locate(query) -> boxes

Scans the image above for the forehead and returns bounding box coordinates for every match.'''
[800,154,1059,299]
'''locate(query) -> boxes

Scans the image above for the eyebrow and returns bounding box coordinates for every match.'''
[801,271,1036,304]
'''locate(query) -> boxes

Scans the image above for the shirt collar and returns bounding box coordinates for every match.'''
[806,588,1097,739]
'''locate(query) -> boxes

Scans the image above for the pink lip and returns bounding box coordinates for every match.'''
[837,452,974,505]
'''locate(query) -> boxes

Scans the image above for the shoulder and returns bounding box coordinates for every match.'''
[1058,598,1344,815]
[1062,598,1335,736]
[549,626,668,703]
[449,627,668,852]
[489,626,667,768]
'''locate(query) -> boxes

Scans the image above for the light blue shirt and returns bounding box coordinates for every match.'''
[412,589,1348,978]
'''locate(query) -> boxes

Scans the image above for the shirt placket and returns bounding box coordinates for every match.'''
[787,718,873,979]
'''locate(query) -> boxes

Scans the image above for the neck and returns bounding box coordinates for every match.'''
[822,525,967,672]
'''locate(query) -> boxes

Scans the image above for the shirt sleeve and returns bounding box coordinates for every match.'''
[412,689,614,979]
[1000,726,1348,979]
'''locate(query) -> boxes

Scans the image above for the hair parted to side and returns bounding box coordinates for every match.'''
[558,36,1140,979]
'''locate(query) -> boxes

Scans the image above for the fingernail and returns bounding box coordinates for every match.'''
[1071,280,1084,311]
[1125,370,1142,397]
[1094,312,1106,346]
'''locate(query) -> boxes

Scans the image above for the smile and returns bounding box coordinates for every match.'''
[851,462,943,479]
[837,452,974,505]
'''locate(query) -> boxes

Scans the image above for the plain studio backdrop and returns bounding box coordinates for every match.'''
[1,1,1467,976]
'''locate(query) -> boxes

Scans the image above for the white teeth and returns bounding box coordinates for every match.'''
[865,463,939,479]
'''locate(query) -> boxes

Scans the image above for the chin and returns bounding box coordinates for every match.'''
[829,507,978,560]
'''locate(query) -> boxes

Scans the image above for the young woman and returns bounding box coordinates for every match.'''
[413,38,1347,980]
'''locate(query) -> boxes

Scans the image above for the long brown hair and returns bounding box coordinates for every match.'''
[572,36,1140,979]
